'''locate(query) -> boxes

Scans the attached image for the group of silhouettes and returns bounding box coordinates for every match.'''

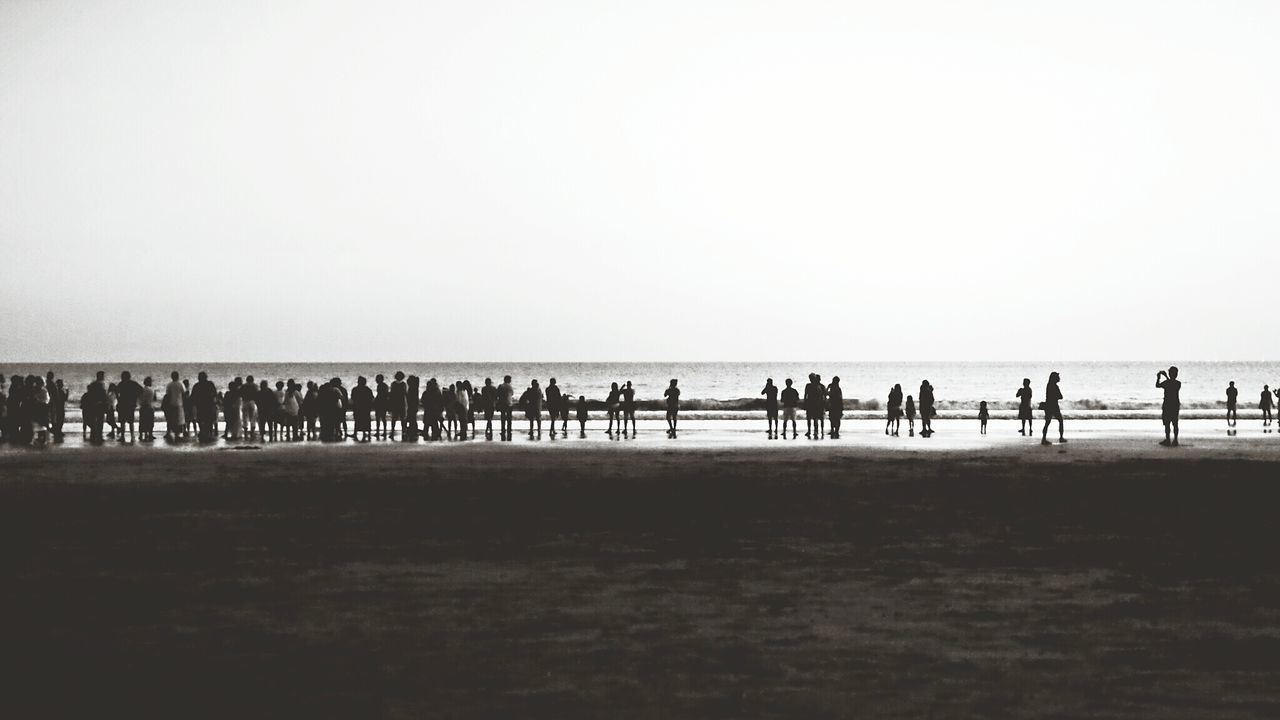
[0,371,685,446]
[0,366,1271,448]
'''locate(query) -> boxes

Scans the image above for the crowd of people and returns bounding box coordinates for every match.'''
[0,371,686,446]
[0,366,1263,449]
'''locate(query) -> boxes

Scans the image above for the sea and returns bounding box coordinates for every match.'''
[2,361,1272,420]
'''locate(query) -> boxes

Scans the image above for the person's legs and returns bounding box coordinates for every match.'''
[1056,415,1065,442]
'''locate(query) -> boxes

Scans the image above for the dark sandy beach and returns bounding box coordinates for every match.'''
[4,442,1280,718]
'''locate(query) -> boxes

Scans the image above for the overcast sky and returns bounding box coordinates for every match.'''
[2,0,1277,361]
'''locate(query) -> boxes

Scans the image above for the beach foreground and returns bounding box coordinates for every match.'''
[4,443,1280,718]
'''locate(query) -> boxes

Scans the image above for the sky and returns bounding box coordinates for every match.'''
[1,0,1278,362]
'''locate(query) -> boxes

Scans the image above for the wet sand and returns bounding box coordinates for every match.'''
[4,433,1280,718]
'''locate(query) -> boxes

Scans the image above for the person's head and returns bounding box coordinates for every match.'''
[1230,381,1236,387]
[549,377,557,386]
[198,371,208,382]
[894,383,902,392]
[625,381,632,389]
[484,377,493,386]
[376,374,384,383]
[260,380,268,390]
[46,370,54,380]
[56,379,63,388]
[578,395,585,402]
[183,378,190,387]
[503,375,512,384]
[276,380,284,390]
[766,378,773,386]
[980,400,987,408]
[1022,378,1031,387]
[394,371,405,381]
[108,382,117,392]
[246,374,254,384]
[532,379,540,387]
[170,371,179,381]
[785,378,793,387]
[611,381,619,391]
[669,379,678,387]
[121,371,131,381]
[34,376,44,388]
[1168,366,1178,379]
[357,376,367,386]
[143,376,152,387]
[831,376,840,385]
[331,377,343,387]
[907,394,914,401]
[97,371,106,382]
[1049,371,1060,383]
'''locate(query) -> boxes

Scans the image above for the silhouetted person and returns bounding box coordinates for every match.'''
[479,378,497,438]
[257,380,277,441]
[407,375,421,440]
[576,395,589,436]
[919,380,935,437]
[351,376,374,441]
[192,371,218,441]
[240,375,258,438]
[1261,385,1273,426]
[140,376,157,441]
[374,374,388,438]
[163,372,184,440]
[546,378,563,438]
[979,401,989,435]
[422,378,444,440]
[1041,371,1065,445]
[606,382,622,435]
[780,379,799,437]
[116,371,142,440]
[47,372,65,441]
[84,372,107,442]
[886,384,903,436]
[622,381,637,435]
[664,379,680,436]
[557,385,571,435]
[222,378,242,440]
[1226,381,1238,426]
[804,373,826,438]
[181,379,193,438]
[827,376,843,439]
[905,395,916,436]
[1156,366,1181,446]
[497,375,515,440]
[762,379,779,436]
[456,380,471,440]
[389,371,407,439]
[521,379,543,437]
[1016,378,1034,436]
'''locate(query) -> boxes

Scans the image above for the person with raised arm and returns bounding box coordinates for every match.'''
[1156,366,1181,446]
[605,382,622,435]
[664,378,681,437]
[762,378,779,437]
[621,381,638,435]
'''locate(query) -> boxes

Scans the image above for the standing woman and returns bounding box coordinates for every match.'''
[283,380,304,440]
[1263,385,1275,426]
[1015,378,1034,436]
[605,382,622,435]
[1041,371,1066,445]
[351,376,374,442]
[918,380,935,437]
[827,376,844,439]
[374,374,389,439]
[886,384,903,436]
[303,381,319,438]
[105,382,120,439]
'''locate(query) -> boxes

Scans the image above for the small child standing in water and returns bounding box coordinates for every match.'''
[978,401,989,435]
[576,396,589,436]
[905,395,917,437]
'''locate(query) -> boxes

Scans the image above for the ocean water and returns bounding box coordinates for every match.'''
[2,361,1274,419]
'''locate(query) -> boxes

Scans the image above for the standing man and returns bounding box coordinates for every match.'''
[192,371,219,440]
[621,381,638,435]
[480,378,497,438]
[497,375,515,440]
[1226,381,1238,427]
[115,371,143,440]
[761,378,779,436]
[780,378,800,438]
[163,371,185,440]
[1157,366,1181,447]
[663,378,681,437]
